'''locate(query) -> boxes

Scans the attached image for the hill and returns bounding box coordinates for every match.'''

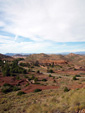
[0,53,85,113]
[0,53,14,61]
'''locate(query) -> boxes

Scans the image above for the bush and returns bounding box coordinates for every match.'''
[3,83,12,87]
[53,76,55,79]
[17,91,26,95]
[47,69,54,73]
[13,86,21,91]
[75,75,81,77]
[49,74,52,77]
[1,84,20,93]
[42,79,47,82]
[73,76,77,80]
[25,83,29,87]
[34,77,38,82]
[19,63,27,67]
[2,61,27,77]
[1,84,13,93]
[34,89,42,92]
[74,68,77,71]
[64,87,70,92]
[37,70,40,73]
[16,76,20,80]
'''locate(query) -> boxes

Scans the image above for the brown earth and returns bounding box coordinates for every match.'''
[22,84,59,93]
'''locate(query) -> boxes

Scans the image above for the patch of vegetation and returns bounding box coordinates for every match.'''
[17,58,24,61]
[25,83,29,87]
[74,68,77,71]
[64,74,69,76]
[34,77,38,83]
[1,83,20,93]
[47,69,54,73]
[0,60,3,66]
[42,79,47,82]
[49,74,52,77]
[19,62,28,67]
[1,85,13,94]
[75,75,81,77]
[73,76,78,80]
[36,70,40,73]
[58,76,62,78]
[34,89,42,92]
[64,87,70,92]
[28,68,31,72]
[2,60,27,76]
[53,76,55,79]
[0,88,85,113]
[13,86,21,91]
[17,91,26,96]
[34,61,39,66]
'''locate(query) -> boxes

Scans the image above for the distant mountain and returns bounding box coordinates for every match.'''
[5,53,16,56]
[5,51,85,56]
[5,53,32,56]
[56,51,85,55]
[74,51,85,55]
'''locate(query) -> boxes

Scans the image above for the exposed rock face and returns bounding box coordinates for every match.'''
[40,60,68,65]
[19,53,85,66]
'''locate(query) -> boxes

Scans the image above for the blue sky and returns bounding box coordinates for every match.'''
[0,0,85,54]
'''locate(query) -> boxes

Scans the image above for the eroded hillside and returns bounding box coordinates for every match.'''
[0,53,85,113]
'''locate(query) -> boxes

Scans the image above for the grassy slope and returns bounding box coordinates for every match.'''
[0,88,85,113]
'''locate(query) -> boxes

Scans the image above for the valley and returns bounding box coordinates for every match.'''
[0,53,85,113]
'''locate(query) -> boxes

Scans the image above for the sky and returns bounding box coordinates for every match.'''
[0,0,85,54]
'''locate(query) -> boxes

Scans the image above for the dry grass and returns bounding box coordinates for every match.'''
[0,88,85,113]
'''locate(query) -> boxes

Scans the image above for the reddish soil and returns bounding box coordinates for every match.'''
[56,70,85,75]
[0,75,28,87]
[69,82,85,89]
[22,84,59,93]
[0,74,59,93]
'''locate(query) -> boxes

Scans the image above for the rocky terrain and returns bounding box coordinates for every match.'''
[0,53,85,113]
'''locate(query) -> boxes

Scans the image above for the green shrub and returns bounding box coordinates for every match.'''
[47,69,54,73]
[34,77,38,82]
[53,76,55,79]
[42,79,47,82]
[34,89,42,92]
[17,91,26,95]
[31,66,34,68]
[37,70,40,73]
[19,63,27,67]
[58,76,61,78]
[75,75,81,77]
[74,68,77,71]
[64,87,70,92]
[73,76,77,80]
[1,85,13,93]
[16,76,20,80]
[13,86,21,91]
[1,84,20,93]
[3,83,12,87]
[25,83,29,87]
[49,74,52,77]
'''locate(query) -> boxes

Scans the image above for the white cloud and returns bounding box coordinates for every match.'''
[0,0,85,53]
[0,0,85,42]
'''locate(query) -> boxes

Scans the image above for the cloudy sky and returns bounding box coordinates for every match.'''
[0,0,85,54]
